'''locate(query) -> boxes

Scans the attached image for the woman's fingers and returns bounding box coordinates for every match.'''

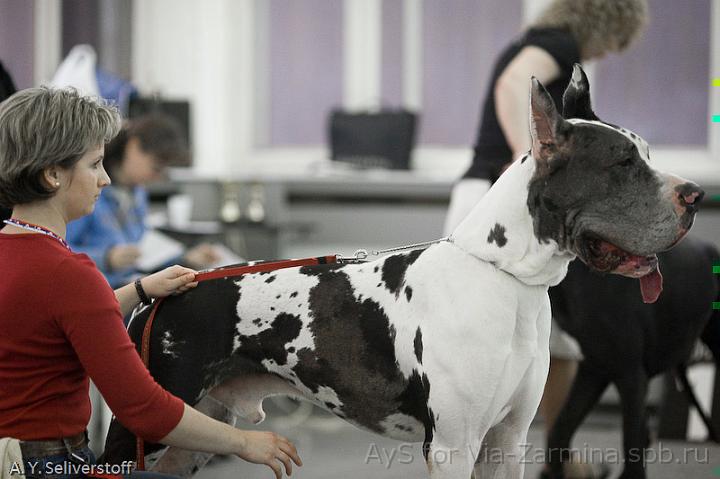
[268,460,282,479]
[279,440,302,466]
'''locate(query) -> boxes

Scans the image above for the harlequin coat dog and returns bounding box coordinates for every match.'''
[102,65,702,478]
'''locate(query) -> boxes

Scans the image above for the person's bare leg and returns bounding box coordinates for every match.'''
[540,357,577,437]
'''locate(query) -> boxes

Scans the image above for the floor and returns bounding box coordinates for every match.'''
[191,400,720,479]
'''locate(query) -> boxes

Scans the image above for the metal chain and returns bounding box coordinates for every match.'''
[338,237,451,263]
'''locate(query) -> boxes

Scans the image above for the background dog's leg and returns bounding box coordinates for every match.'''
[546,363,610,479]
[151,395,238,478]
[614,369,650,479]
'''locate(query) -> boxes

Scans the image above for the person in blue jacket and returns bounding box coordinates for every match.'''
[67,113,219,288]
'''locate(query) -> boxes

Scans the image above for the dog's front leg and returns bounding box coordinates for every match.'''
[545,363,610,478]
[473,355,548,479]
[614,369,650,479]
[425,435,482,479]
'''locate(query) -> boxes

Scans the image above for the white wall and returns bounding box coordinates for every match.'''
[131,0,256,175]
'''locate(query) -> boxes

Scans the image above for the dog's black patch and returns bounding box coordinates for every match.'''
[405,285,413,301]
[252,318,262,325]
[290,291,298,298]
[374,266,379,273]
[289,269,422,433]
[381,249,425,296]
[487,223,508,247]
[235,313,303,366]
[275,294,281,299]
[414,328,423,364]
[299,262,346,276]
[265,275,276,284]
[288,346,295,353]
[397,370,434,459]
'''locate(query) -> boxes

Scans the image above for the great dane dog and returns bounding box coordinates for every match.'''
[545,236,719,479]
[102,65,702,478]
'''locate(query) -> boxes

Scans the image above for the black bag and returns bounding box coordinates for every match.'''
[328,109,418,170]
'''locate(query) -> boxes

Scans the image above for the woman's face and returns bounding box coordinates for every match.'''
[121,137,165,185]
[56,146,110,221]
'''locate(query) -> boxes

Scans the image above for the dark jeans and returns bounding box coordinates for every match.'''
[22,446,179,479]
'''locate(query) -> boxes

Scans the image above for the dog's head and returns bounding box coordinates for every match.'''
[527,64,702,303]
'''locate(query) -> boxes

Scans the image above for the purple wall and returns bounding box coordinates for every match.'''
[0,0,34,89]
[269,0,344,145]
[594,0,710,146]
[62,0,100,59]
[421,0,523,145]
[381,0,404,106]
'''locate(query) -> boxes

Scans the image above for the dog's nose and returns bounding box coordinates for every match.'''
[677,183,704,212]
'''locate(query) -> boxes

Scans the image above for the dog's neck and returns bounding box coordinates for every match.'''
[450,156,574,286]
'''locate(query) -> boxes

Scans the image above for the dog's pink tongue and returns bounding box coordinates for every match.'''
[639,266,663,304]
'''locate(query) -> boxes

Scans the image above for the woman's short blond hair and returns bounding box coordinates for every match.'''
[533,0,648,58]
[0,87,121,208]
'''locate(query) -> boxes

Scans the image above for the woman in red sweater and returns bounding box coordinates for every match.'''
[0,87,301,478]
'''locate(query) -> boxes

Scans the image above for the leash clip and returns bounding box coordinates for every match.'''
[337,249,369,263]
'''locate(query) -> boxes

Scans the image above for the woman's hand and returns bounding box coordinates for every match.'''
[107,244,141,270]
[141,265,198,299]
[183,243,222,269]
[237,431,302,479]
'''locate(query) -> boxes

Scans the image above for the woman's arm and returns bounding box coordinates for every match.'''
[160,404,302,479]
[114,265,198,317]
[494,46,562,159]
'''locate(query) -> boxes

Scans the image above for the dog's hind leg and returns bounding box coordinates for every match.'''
[545,363,610,479]
[150,395,238,478]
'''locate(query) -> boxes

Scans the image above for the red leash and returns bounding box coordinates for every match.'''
[135,255,338,470]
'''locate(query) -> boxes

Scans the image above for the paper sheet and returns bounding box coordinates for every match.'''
[136,229,186,272]
[206,243,245,269]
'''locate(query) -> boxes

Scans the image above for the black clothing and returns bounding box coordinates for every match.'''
[463,27,580,182]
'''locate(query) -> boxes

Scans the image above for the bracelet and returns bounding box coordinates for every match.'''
[134,278,152,305]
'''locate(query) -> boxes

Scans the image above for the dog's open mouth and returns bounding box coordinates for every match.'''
[580,234,663,304]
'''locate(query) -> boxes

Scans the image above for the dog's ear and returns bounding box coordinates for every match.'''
[562,64,599,121]
[530,77,570,173]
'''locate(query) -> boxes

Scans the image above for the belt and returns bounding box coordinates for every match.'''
[19,431,87,459]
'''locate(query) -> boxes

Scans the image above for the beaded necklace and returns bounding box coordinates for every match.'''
[3,218,71,251]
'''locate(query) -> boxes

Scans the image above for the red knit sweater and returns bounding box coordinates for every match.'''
[0,232,184,442]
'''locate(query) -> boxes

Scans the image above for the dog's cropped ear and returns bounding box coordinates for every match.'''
[562,64,599,121]
[530,77,570,174]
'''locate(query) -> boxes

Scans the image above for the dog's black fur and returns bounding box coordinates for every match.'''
[544,235,720,479]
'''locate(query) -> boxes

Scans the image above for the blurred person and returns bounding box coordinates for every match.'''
[442,1,648,477]
[67,113,220,288]
[0,87,301,479]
